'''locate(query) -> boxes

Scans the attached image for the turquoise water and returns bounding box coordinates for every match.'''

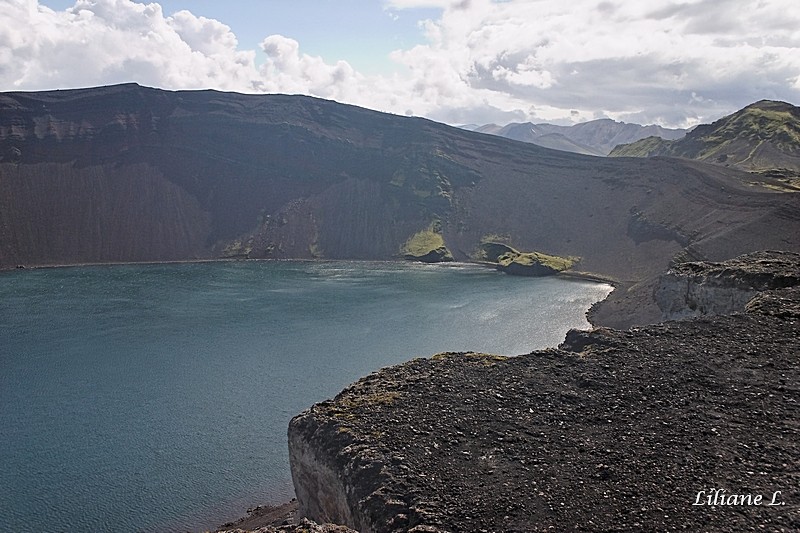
[0,260,611,532]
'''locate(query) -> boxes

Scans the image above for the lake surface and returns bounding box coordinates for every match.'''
[0,260,612,532]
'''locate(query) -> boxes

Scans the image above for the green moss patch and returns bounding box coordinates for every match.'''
[221,239,253,258]
[498,250,576,271]
[609,136,671,157]
[478,241,577,276]
[401,222,454,262]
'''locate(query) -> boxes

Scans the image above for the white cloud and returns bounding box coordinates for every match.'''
[384,0,458,8]
[1,0,799,127]
[167,10,238,56]
[257,35,365,102]
[0,0,260,90]
[386,0,800,126]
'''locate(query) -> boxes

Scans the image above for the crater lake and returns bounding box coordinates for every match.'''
[0,260,612,532]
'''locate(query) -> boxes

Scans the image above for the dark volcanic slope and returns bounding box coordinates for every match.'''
[2,85,800,326]
[289,254,800,532]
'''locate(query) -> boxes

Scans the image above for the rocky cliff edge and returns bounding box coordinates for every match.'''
[283,251,800,532]
[655,250,800,321]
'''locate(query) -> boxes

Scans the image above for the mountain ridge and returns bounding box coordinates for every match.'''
[609,99,800,184]
[462,117,687,156]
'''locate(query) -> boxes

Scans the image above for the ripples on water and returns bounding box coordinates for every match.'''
[0,260,611,532]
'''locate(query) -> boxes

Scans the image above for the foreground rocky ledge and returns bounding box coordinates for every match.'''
[280,252,799,532]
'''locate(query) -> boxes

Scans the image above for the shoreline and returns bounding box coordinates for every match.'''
[556,269,618,285]
[2,256,617,285]
[3,256,449,271]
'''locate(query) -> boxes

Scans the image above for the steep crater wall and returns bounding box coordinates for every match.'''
[4,85,800,335]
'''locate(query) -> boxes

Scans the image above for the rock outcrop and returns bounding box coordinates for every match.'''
[655,251,800,320]
[219,518,356,533]
[287,252,800,532]
[401,223,454,263]
[495,250,575,277]
[475,241,576,276]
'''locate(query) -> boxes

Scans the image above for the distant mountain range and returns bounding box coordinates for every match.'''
[2,85,799,327]
[468,100,800,188]
[461,119,687,156]
[609,100,800,182]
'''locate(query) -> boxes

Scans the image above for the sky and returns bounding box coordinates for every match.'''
[2,0,799,128]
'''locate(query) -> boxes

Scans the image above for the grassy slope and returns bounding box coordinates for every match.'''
[610,100,800,178]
